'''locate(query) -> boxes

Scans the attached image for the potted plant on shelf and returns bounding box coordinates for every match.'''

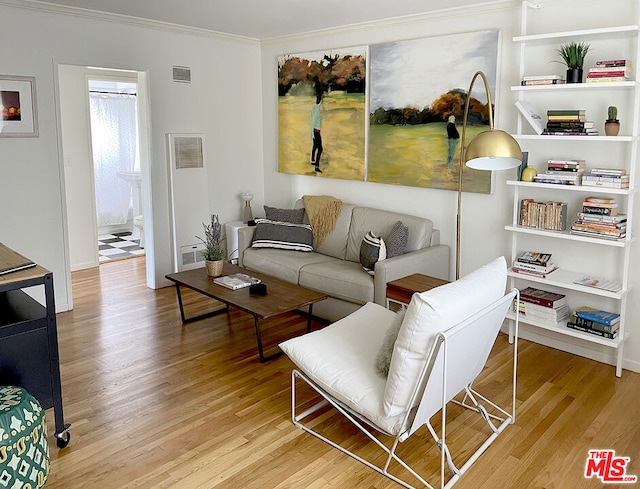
[197,214,227,277]
[605,105,620,136]
[554,41,590,83]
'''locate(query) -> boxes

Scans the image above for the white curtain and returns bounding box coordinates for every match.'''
[89,92,137,228]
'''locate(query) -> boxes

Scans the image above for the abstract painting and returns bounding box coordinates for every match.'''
[368,30,500,193]
[277,46,367,180]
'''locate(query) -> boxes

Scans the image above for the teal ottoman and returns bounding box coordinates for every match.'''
[0,386,49,488]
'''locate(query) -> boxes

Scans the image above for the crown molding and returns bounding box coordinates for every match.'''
[0,0,260,45]
[261,0,519,45]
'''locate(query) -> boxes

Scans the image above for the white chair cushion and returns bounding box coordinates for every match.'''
[280,302,406,435]
[383,256,507,417]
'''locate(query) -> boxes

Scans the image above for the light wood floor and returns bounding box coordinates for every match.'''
[44,256,640,488]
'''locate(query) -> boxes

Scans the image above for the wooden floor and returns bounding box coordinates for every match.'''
[44,256,640,488]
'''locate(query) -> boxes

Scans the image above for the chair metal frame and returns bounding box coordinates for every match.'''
[290,289,519,489]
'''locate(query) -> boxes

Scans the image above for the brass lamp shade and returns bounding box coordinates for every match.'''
[464,129,522,170]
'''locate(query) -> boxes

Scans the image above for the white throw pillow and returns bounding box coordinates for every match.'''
[383,256,507,417]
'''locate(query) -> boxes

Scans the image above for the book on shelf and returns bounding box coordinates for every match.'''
[573,275,623,293]
[581,204,618,216]
[521,78,566,86]
[594,59,632,67]
[515,100,545,134]
[515,251,552,266]
[545,121,594,130]
[588,65,633,74]
[585,76,631,83]
[589,168,626,176]
[542,130,599,136]
[547,109,586,117]
[566,322,619,339]
[570,229,626,240]
[520,199,568,231]
[512,259,556,274]
[514,300,570,325]
[576,212,626,223]
[511,266,558,279]
[519,286,567,308]
[573,306,621,325]
[523,74,566,80]
[213,273,261,290]
[571,314,620,333]
[533,175,581,185]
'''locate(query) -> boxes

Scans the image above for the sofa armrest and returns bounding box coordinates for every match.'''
[237,226,256,267]
[373,245,450,306]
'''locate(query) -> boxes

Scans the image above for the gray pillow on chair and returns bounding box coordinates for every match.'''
[375,308,406,377]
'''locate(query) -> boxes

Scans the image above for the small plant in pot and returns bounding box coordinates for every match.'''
[197,214,227,277]
[554,41,590,83]
[605,105,620,136]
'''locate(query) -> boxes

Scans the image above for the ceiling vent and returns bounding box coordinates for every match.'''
[172,66,191,83]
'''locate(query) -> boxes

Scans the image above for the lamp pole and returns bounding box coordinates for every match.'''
[455,71,522,280]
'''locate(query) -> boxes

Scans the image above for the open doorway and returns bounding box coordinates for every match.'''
[58,65,152,277]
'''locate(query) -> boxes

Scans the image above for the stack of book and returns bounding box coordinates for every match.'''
[520,199,568,231]
[567,306,620,339]
[581,168,629,189]
[542,110,598,136]
[511,251,557,278]
[521,74,566,86]
[586,59,633,83]
[514,286,569,325]
[570,197,626,240]
[533,159,585,185]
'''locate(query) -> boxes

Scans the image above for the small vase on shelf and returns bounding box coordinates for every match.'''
[521,165,537,182]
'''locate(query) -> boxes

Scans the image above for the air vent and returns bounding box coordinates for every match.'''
[172,65,191,83]
[180,243,205,271]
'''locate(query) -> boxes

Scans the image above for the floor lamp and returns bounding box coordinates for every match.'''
[456,71,522,280]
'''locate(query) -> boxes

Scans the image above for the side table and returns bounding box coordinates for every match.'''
[386,273,449,308]
[225,221,250,264]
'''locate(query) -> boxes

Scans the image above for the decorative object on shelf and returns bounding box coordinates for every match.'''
[197,214,226,277]
[521,164,537,182]
[455,71,522,279]
[605,106,620,136]
[554,41,591,83]
[240,192,254,224]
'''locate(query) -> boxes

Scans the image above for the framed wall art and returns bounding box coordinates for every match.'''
[0,75,38,137]
[277,46,367,180]
[368,30,500,194]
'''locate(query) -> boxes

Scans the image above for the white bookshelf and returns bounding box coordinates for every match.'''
[508,1,640,376]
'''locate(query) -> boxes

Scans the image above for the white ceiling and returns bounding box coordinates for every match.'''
[34,0,491,39]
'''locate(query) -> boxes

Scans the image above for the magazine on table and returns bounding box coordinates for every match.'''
[214,273,261,290]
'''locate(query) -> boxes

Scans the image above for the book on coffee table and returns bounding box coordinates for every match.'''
[214,273,261,290]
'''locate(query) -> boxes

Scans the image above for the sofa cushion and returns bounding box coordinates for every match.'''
[279,302,407,435]
[359,231,387,273]
[264,205,305,224]
[386,221,409,258]
[383,256,507,418]
[299,260,374,304]
[243,248,337,284]
[346,207,434,262]
[251,219,313,252]
[295,200,355,260]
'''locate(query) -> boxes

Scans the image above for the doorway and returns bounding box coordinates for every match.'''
[58,65,152,279]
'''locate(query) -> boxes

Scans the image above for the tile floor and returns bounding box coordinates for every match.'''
[98,231,145,263]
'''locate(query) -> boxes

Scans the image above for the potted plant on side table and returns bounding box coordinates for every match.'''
[554,41,590,83]
[197,214,227,277]
[605,106,620,136]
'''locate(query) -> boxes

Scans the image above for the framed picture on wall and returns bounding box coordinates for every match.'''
[0,75,38,137]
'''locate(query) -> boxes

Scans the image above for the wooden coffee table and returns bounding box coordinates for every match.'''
[166,263,328,362]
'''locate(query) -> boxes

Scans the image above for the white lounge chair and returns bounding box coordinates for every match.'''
[279,256,519,489]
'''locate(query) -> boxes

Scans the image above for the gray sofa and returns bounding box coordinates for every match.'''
[237,200,450,322]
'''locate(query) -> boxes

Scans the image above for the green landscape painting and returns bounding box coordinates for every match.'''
[368,30,500,193]
[277,47,366,180]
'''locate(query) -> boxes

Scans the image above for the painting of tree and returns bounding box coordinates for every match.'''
[277,46,367,180]
[368,30,500,193]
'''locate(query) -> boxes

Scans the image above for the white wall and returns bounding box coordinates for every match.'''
[0,3,264,310]
[260,0,640,373]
